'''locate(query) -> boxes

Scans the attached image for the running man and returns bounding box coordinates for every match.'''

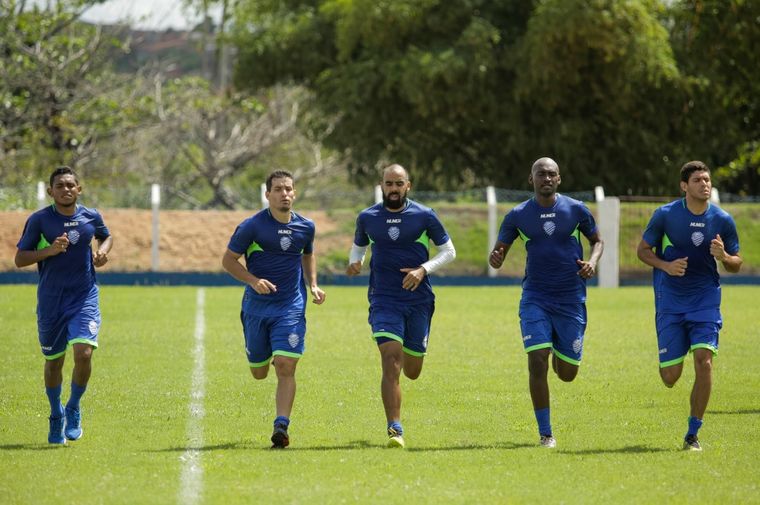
[222,170,326,448]
[347,164,456,448]
[489,157,603,448]
[637,160,741,451]
[15,166,113,444]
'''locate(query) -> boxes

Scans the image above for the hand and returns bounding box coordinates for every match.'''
[400,267,426,291]
[346,261,362,276]
[576,258,596,279]
[311,286,326,305]
[710,234,727,262]
[93,249,109,267]
[489,247,505,269]
[664,257,688,276]
[49,233,69,256]
[251,278,277,294]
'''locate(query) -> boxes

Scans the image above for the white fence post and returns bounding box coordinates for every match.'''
[151,184,161,272]
[487,186,498,278]
[374,185,383,204]
[597,196,619,288]
[37,181,46,209]
[261,183,269,209]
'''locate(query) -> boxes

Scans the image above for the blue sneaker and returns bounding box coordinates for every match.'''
[48,415,65,445]
[64,406,83,441]
[271,422,289,449]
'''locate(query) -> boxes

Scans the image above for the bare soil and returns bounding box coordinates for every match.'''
[1,209,349,272]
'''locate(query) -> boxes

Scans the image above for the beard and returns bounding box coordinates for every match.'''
[383,192,407,210]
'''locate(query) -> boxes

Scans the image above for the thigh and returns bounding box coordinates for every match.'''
[369,304,405,345]
[550,303,587,365]
[519,301,553,353]
[655,312,689,367]
[686,309,722,355]
[270,312,306,359]
[66,286,101,349]
[401,302,435,356]
[241,311,272,367]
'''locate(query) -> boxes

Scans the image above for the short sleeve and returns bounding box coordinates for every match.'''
[497,210,519,245]
[642,207,665,248]
[16,214,42,251]
[426,209,450,246]
[353,214,370,247]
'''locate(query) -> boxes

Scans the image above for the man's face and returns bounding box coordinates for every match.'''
[266,177,295,212]
[48,174,81,208]
[382,169,410,210]
[681,170,712,202]
[529,164,561,197]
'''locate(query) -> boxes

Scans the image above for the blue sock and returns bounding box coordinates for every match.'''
[535,408,552,436]
[687,416,703,437]
[274,415,290,428]
[46,385,64,418]
[387,421,403,434]
[66,382,87,411]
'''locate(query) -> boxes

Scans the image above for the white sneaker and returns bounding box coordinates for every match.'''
[540,435,556,448]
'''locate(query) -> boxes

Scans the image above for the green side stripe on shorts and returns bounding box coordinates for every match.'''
[402,346,425,357]
[524,342,552,353]
[373,332,402,343]
[691,343,718,355]
[273,350,302,359]
[69,339,98,349]
[660,355,686,368]
[553,349,580,366]
[249,358,271,368]
[44,350,66,361]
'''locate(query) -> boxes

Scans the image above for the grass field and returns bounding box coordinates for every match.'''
[1,285,759,504]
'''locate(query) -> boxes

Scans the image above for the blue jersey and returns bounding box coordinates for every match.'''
[227,209,315,317]
[642,199,739,314]
[17,205,109,306]
[498,194,597,303]
[354,200,450,304]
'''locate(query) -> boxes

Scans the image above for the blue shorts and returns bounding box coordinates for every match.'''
[656,309,721,368]
[519,300,587,365]
[369,301,435,357]
[241,311,306,367]
[37,284,100,360]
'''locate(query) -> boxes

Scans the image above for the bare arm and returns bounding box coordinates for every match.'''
[710,234,742,273]
[488,240,513,269]
[301,253,326,304]
[636,239,688,277]
[93,235,113,267]
[14,233,69,268]
[576,231,604,278]
[221,248,277,294]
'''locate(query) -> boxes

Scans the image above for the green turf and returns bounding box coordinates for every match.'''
[1,285,758,504]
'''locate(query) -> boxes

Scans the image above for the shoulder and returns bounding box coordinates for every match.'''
[358,203,383,219]
[76,205,103,219]
[291,211,316,229]
[558,194,590,210]
[509,198,533,215]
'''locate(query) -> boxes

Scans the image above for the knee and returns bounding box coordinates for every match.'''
[557,368,578,383]
[403,368,421,380]
[250,366,269,380]
[660,369,680,388]
[693,352,713,374]
[273,358,297,378]
[528,357,549,378]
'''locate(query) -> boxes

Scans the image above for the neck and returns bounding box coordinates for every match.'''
[54,203,76,216]
[685,196,708,215]
[270,207,291,223]
[535,193,557,207]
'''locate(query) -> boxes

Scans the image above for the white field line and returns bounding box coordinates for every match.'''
[179,288,206,505]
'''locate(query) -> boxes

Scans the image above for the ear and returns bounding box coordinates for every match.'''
[556,174,561,186]
[528,174,534,185]
[679,181,687,193]
[47,187,52,197]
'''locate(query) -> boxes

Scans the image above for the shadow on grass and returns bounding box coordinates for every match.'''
[0,443,69,451]
[709,408,760,415]
[557,444,670,455]
[149,440,536,453]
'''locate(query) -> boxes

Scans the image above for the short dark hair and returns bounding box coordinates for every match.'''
[266,170,294,191]
[680,160,710,183]
[49,166,79,187]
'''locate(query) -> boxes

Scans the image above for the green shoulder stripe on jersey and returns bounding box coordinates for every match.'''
[402,346,426,357]
[660,355,686,368]
[571,224,581,243]
[415,231,429,248]
[553,349,581,366]
[246,241,263,257]
[660,234,674,254]
[369,237,375,245]
[36,233,51,251]
[517,228,531,243]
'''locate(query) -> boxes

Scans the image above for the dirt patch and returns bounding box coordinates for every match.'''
[1,209,349,272]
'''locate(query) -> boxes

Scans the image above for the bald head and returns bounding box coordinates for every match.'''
[383,164,409,180]
[531,157,559,175]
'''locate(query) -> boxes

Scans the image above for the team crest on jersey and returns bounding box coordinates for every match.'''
[543,221,556,236]
[388,226,400,241]
[88,320,98,335]
[280,236,292,251]
[691,231,704,247]
[572,338,582,354]
[67,229,80,245]
[288,333,300,348]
